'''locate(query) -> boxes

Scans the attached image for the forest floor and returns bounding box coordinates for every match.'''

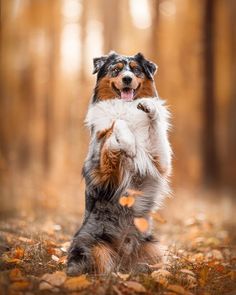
[0,191,236,295]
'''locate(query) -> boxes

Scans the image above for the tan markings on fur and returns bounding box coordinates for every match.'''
[90,149,123,186]
[152,155,167,175]
[129,61,139,69]
[114,62,124,70]
[99,147,123,183]
[96,77,116,100]
[135,77,157,99]
[92,124,124,185]
[92,244,116,274]
[96,122,115,140]
[138,242,163,265]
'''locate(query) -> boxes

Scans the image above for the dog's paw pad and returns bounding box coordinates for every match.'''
[137,102,150,113]
[137,101,158,119]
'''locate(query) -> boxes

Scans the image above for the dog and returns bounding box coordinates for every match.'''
[67,52,172,275]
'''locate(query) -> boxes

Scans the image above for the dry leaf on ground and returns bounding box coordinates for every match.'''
[41,271,66,287]
[10,280,30,291]
[167,284,193,295]
[117,272,130,280]
[179,269,196,277]
[51,254,59,262]
[64,275,91,291]
[9,268,23,281]
[151,269,172,286]
[125,281,146,293]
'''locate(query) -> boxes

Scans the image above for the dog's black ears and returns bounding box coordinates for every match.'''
[93,51,118,74]
[93,55,108,74]
[134,52,158,79]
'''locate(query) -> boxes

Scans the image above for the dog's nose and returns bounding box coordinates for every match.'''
[122,76,132,85]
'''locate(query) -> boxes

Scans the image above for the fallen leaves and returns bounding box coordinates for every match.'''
[7,268,31,292]
[9,268,24,281]
[151,269,172,287]
[167,284,193,295]
[10,280,30,291]
[117,272,130,281]
[134,217,149,232]
[51,254,60,262]
[119,196,135,207]
[119,189,143,208]
[64,275,91,291]
[0,208,235,295]
[12,246,24,259]
[124,281,146,293]
[41,271,66,287]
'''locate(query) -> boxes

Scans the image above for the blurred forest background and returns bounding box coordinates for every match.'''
[0,0,236,216]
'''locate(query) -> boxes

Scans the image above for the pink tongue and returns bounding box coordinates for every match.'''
[121,89,134,101]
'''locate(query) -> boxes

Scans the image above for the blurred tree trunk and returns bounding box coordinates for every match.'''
[43,1,60,172]
[150,0,160,62]
[80,0,88,82]
[203,0,219,186]
[102,0,121,52]
[227,0,236,186]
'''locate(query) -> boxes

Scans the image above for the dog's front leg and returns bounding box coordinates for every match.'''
[96,119,136,185]
[137,99,172,176]
[105,119,136,157]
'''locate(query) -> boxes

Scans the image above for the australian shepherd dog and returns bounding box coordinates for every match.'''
[67,52,172,275]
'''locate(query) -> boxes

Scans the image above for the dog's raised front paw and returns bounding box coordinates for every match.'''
[111,119,136,157]
[137,100,159,120]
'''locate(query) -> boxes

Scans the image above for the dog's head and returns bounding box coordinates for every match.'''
[92,52,158,102]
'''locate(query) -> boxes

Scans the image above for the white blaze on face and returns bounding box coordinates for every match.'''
[120,71,135,101]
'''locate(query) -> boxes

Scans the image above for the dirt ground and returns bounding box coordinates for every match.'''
[0,190,236,295]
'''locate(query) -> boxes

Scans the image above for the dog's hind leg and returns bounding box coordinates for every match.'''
[67,233,95,276]
[92,243,117,274]
[132,239,165,274]
[67,231,117,275]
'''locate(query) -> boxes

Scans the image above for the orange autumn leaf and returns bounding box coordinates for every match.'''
[10,280,30,291]
[58,255,67,264]
[9,268,23,281]
[134,217,149,232]
[125,281,146,293]
[41,271,66,287]
[64,275,91,291]
[167,284,192,295]
[126,196,135,207]
[13,247,24,259]
[18,237,33,244]
[119,196,128,206]
[119,196,135,207]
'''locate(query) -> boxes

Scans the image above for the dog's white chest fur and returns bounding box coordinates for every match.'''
[85,98,171,180]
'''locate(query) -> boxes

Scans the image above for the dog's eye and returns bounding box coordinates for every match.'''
[133,67,142,76]
[111,68,120,77]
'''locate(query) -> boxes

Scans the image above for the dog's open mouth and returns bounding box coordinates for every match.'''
[112,83,140,101]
